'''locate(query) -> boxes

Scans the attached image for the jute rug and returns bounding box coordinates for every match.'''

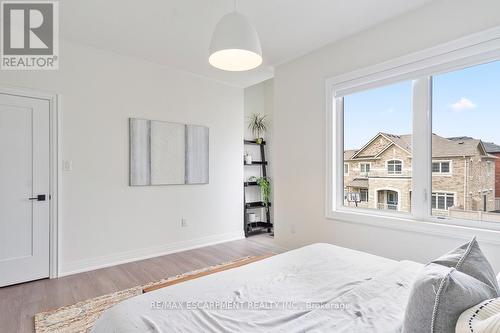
[34,254,271,333]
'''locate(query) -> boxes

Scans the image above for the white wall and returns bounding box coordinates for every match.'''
[244,80,274,141]
[244,79,274,220]
[0,41,244,275]
[273,0,500,270]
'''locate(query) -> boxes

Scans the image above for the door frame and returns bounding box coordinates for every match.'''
[0,85,60,279]
[386,191,399,211]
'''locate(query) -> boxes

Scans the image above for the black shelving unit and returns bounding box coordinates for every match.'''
[244,140,273,237]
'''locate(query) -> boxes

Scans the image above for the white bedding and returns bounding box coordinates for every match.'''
[92,243,423,333]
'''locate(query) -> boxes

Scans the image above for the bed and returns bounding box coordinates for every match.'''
[92,243,423,333]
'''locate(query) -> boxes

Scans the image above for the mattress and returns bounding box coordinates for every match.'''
[92,243,423,333]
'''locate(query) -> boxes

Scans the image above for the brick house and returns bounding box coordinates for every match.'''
[485,142,500,211]
[449,137,500,211]
[483,143,500,200]
[344,133,497,214]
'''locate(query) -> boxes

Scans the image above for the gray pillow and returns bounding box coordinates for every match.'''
[431,237,499,295]
[402,263,498,333]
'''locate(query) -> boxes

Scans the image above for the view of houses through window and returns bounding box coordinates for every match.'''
[431,61,500,222]
[342,60,500,224]
[343,81,413,213]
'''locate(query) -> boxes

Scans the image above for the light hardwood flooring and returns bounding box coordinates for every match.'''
[0,235,284,333]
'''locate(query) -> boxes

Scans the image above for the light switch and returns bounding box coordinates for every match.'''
[63,160,72,171]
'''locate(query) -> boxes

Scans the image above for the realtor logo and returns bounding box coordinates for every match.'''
[1,1,58,70]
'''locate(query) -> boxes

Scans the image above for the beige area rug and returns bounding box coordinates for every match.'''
[35,254,271,333]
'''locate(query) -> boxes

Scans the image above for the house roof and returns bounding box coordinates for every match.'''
[432,134,486,157]
[381,133,412,153]
[346,178,369,188]
[484,142,500,153]
[344,149,358,160]
[448,136,500,153]
[346,132,490,160]
[349,132,411,160]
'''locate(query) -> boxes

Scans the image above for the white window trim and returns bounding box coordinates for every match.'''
[431,191,456,211]
[359,162,371,174]
[432,160,453,176]
[386,159,403,175]
[325,26,500,242]
[360,188,368,202]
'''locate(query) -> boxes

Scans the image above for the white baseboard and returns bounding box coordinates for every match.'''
[59,231,245,277]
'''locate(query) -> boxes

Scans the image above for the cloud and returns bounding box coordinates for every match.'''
[450,97,477,111]
[380,107,395,114]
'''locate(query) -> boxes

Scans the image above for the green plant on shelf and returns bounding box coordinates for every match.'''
[247,113,267,144]
[249,176,271,208]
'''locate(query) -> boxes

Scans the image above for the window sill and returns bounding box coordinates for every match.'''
[326,208,500,246]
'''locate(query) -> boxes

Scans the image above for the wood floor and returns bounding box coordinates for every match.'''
[0,235,284,333]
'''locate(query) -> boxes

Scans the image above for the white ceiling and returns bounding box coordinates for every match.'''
[61,0,433,87]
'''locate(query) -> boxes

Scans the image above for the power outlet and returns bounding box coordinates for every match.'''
[181,218,188,228]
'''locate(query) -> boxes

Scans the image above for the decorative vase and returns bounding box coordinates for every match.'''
[244,154,253,165]
[256,138,263,144]
[247,213,256,222]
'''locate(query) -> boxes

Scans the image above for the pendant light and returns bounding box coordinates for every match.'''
[209,1,262,71]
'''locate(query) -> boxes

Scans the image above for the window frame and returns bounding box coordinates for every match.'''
[431,192,456,211]
[359,162,371,174]
[344,163,349,175]
[432,160,453,175]
[360,188,368,202]
[386,159,403,175]
[326,27,500,237]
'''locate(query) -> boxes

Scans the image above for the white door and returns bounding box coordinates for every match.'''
[0,93,50,286]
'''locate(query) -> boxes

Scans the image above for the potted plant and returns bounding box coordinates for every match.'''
[247,113,267,144]
[249,176,271,208]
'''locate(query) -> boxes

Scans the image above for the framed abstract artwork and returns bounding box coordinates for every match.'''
[129,118,209,185]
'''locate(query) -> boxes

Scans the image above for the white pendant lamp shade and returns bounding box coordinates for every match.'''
[209,12,262,71]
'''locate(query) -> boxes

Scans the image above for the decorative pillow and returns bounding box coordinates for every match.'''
[456,298,500,333]
[431,237,499,295]
[402,264,498,333]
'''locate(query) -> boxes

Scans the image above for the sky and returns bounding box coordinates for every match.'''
[344,60,500,150]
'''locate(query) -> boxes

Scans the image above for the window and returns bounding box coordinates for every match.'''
[441,162,450,173]
[387,160,402,175]
[360,163,370,173]
[432,161,451,174]
[342,81,412,213]
[360,189,368,202]
[344,163,349,174]
[329,35,500,231]
[432,61,500,222]
[432,192,455,210]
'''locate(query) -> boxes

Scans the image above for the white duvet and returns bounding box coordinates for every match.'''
[92,243,423,333]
